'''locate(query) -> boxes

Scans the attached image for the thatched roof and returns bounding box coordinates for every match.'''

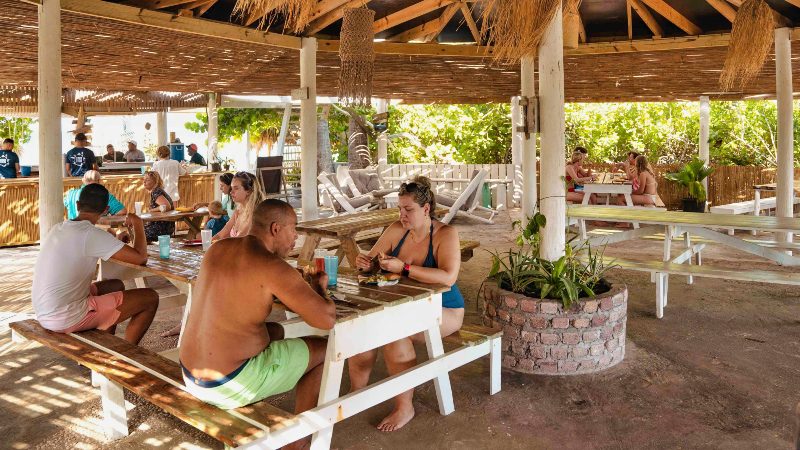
[2,0,800,105]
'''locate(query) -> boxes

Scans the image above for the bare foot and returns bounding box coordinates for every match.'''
[376,405,415,432]
[160,323,181,338]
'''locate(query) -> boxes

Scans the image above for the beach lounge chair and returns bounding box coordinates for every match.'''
[436,168,497,224]
[318,171,378,215]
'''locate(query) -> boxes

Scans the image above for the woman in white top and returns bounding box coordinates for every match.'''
[152,145,187,205]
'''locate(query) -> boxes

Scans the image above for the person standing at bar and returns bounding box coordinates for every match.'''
[0,138,21,178]
[65,133,97,177]
[187,143,206,166]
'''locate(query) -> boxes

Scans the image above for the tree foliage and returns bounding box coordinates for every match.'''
[0,117,35,156]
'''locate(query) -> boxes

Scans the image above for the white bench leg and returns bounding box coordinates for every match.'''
[424,325,455,415]
[489,336,502,395]
[684,233,694,286]
[94,371,129,440]
[579,219,587,240]
[655,273,667,319]
[752,190,760,236]
[311,332,345,450]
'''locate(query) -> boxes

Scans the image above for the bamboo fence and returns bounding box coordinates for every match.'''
[0,173,217,247]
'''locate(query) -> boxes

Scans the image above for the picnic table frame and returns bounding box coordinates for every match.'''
[99,210,208,240]
[753,181,800,220]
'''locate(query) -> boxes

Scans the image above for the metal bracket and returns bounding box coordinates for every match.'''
[515,96,539,138]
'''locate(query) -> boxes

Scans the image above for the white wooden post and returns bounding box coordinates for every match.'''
[699,96,710,194]
[520,58,537,219]
[38,0,63,238]
[511,95,523,207]
[156,110,168,147]
[376,98,389,172]
[207,93,219,163]
[244,130,252,170]
[538,6,567,261]
[274,104,292,157]
[300,37,319,220]
[775,28,794,247]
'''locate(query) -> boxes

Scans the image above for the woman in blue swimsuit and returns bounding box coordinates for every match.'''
[351,176,464,432]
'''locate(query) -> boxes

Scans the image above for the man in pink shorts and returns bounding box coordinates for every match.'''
[32,184,159,344]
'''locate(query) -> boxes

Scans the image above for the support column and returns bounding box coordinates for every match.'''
[156,110,168,147]
[274,104,292,156]
[520,59,537,219]
[376,98,389,174]
[511,95,524,207]
[38,0,63,238]
[207,93,219,164]
[699,96,710,194]
[300,37,319,220]
[775,28,794,245]
[538,6,566,261]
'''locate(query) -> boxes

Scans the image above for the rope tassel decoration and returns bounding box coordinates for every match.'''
[719,0,775,91]
[339,7,375,107]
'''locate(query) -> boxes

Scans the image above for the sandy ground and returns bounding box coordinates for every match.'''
[1,209,799,450]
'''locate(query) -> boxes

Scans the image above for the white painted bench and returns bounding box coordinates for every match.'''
[710,196,800,235]
[572,205,667,240]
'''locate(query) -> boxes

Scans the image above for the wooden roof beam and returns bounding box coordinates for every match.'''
[639,0,702,35]
[194,0,216,16]
[122,0,199,9]
[388,4,459,43]
[373,0,457,34]
[578,12,587,43]
[310,0,354,22]
[628,0,663,38]
[460,3,481,45]
[306,0,369,35]
[706,0,736,22]
[627,1,633,39]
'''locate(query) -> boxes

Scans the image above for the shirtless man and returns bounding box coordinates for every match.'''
[180,199,335,450]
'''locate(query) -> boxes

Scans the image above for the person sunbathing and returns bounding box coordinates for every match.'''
[179,199,335,450]
[351,175,464,432]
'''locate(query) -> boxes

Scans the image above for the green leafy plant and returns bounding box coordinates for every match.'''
[664,157,715,202]
[486,211,614,309]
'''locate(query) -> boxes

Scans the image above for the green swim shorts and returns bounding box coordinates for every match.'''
[181,338,310,410]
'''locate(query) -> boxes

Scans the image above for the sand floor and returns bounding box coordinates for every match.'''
[1,209,799,449]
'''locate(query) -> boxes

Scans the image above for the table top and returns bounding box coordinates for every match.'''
[567,205,800,232]
[99,210,207,226]
[753,181,800,192]
[581,183,632,194]
[107,243,205,283]
[296,207,448,237]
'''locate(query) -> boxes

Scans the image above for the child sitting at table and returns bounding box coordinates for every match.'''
[205,201,229,236]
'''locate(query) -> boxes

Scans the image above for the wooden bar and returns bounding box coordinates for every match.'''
[0,172,218,247]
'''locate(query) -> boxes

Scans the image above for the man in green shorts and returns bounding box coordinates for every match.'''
[180,199,336,449]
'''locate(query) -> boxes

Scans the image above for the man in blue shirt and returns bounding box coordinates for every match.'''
[0,138,20,178]
[64,170,127,220]
[187,143,206,166]
[65,133,98,177]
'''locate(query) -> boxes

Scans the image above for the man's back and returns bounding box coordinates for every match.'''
[0,150,18,178]
[66,147,95,177]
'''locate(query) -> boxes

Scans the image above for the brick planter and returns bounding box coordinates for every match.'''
[482,280,627,375]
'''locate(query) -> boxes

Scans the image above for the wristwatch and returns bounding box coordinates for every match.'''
[401,263,411,277]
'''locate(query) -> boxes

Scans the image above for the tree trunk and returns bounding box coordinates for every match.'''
[347,116,371,169]
[318,106,334,175]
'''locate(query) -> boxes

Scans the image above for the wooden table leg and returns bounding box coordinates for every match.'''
[299,234,322,262]
[339,236,362,268]
[182,217,203,240]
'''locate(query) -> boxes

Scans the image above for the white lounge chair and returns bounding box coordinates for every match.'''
[437,168,497,224]
[318,171,378,215]
[337,166,396,199]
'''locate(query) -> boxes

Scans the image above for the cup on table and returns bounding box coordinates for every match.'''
[314,249,326,273]
[287,260,299,269]
[324,254,338,286]
[158,204,167,213]
[158,235,171,259]
[140,166,147,175]
[200,229,212,251]
[134,201,144,215]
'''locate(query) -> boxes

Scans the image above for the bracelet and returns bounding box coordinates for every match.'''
[401,263,410,277]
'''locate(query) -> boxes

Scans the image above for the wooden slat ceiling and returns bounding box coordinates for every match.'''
[2,0,800,103]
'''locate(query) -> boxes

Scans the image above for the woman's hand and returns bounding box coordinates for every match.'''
[379,255,405,274]
[356,253,374,271]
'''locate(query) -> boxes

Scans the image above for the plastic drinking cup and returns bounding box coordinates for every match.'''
[324,255,338,286]
[314,249,326,272]
[134,202,143,215]
[140,166,147,175]
[158,235,171,259]
[200,229,212,251]
[159,204,167,213]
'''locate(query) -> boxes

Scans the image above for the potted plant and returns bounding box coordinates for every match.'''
[482,212,627,375]
[664,158,714,213]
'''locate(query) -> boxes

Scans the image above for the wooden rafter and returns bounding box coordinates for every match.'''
[782,0,800,8]
[123,0,198,9]
[306,0,369,35]
[310,0,353,22]
[627,0,633,39]
[388,4,459,42]
[373,0,456,34]
[639,0,702,35]
[628,0,663,38]
[706,0,736,22]
[194,0,216,16]
[459,3,481,44]
[578,13,587,43]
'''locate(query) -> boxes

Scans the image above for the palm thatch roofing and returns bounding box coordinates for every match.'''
[2,0,800,106]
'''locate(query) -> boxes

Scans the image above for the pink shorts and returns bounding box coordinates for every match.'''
[57,283,124,334]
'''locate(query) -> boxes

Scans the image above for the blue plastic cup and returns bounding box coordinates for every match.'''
[140,166,148,174]
[20,166,31,176]
[158,235,171,259]
[324,255,338,286]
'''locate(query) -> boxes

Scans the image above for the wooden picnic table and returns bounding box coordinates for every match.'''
[98,244,460,448]
[296,207,448,267]
[99,210,208,240]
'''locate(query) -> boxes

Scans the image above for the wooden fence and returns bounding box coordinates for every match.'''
[0,173,217,247]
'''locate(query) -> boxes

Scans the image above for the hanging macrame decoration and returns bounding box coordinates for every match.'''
[479,0,561,63]
[339,7,375,107]
[233,0,316,33]
[563,0,582,49]
[719,0,774,91]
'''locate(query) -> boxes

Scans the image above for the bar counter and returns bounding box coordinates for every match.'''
[0,172,218,247]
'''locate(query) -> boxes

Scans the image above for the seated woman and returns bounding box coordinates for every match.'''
[566,151,596,204]
[618,154,659,207]
[212,171,265,242]
[143,171,174,242]
[192,172,235,218]
[350,176,464,432]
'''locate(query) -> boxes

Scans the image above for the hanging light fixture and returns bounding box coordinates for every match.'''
[719,0,775,91]
[338,7,375,107]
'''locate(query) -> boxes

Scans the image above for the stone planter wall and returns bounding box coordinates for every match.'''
[483,280,627,375]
